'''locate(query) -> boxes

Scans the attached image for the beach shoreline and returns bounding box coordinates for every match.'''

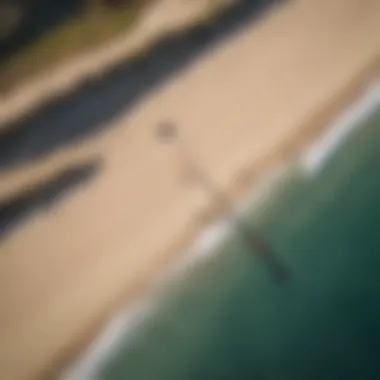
[1,1,379,379]
[61,76,380,380]
[59,68,379,380]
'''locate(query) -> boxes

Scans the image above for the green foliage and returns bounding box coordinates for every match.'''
[0,0,144,92]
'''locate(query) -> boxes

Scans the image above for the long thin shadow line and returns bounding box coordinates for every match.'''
[0,158,101,242]
[0,0,283,169]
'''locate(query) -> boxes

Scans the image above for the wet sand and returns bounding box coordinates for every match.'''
[0,0,379,379]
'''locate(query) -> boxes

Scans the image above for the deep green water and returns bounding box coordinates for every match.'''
[100,109,380,380]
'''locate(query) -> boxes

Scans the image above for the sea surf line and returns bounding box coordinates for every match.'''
[302,80,380,175]
[61,78,380,380]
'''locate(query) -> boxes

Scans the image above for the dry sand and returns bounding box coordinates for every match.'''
[0,0,380,379]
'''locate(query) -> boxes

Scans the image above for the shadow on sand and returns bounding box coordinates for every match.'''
[0,0,281,169]
[0,158,101,242]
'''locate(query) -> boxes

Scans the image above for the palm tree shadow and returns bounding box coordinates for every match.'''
[0,158,102,242]
[0,0,285,169]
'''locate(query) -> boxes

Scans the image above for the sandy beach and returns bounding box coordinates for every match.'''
[0,0,380,379]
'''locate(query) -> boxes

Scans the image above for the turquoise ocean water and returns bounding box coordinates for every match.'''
[97,107,380,380]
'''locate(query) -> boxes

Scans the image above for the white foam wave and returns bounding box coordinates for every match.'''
[303,80,380,175]
[59,297,153,380]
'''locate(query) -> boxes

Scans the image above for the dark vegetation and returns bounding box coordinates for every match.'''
[0,0,146,91]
